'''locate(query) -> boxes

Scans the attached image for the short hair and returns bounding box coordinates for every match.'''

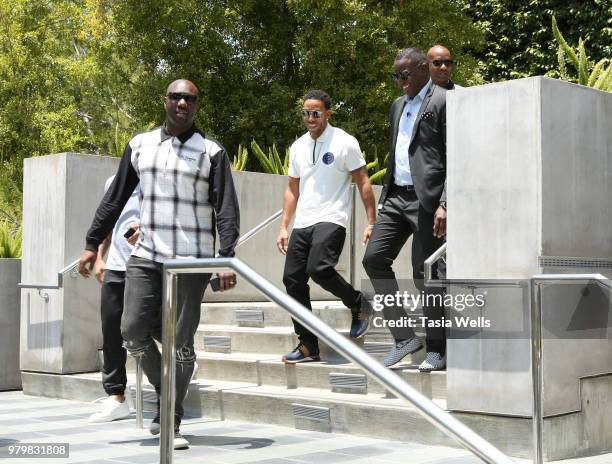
[395,48,427,65]
[303,89,331,109]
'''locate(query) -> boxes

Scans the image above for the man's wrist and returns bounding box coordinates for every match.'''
[439,201,447,210]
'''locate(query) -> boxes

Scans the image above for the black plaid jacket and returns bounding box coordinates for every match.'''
[85,125,240,262]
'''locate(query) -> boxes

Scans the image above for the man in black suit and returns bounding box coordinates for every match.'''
[363,48,447,371]
[427,44,457,90]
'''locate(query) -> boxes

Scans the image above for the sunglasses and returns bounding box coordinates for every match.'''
[167,92,198,103]
[390,69,415,81]
[431,59,454,67]
[301,109,324,119]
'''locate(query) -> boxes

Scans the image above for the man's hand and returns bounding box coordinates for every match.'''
[433,206,447,238]
[79,249,98,278]
[277,228,289,255]
[94,258,106,284]
[126,224,140,246]
[362,225,373,245]
[217,272,237,292]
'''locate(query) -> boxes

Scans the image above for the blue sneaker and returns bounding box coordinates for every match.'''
[282,343,320,364]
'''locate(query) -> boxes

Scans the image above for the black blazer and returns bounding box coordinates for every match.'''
[379,84,447,213]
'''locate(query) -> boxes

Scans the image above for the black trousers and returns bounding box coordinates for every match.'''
[122,256,210,422]
[282,222,361,352]
[100,270,128,396]
[362,186,446,355]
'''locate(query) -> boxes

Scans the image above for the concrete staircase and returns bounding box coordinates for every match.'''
[21,301,533,459]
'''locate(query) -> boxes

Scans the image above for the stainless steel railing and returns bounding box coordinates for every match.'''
[159,257,514,464]
[18,258,81,297]
[18,256,148,429]
[424,243,612,464]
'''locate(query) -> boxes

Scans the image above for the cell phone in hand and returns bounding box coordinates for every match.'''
[209,276,220,292]
[123,227,136,239]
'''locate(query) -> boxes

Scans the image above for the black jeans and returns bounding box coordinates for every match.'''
[362,186,446,355]
[282,222,361,352]
[100,270,127,396]
[121,256,210,422]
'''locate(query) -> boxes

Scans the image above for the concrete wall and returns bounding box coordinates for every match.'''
[0,259,22,389]
[446,77,612,417]
[21,153,119,373]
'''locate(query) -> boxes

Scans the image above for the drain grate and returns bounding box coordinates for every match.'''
[291,403,330,423]
[363,342,394,355]
[539,256,612,270]
[329,372,367,394]
[235,309,264,327]
[203,335,231,353]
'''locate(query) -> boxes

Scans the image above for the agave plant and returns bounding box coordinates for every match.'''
[232,144,249,171]
[366,150,388,185]
[0,221,21,259]
[552,16,612,91]
[250,140,289,175]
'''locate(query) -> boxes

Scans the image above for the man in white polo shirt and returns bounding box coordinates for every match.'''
[277,89,377,363]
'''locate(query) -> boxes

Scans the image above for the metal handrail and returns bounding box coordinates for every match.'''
[159,257,514,464]
[423,243,612,464]
[235,209,282,248]
[18,257,80,290]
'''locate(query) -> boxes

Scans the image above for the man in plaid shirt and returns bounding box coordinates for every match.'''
[79,79,240,449]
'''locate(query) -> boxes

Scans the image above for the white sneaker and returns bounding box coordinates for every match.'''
[419,352,446,372]
[88,397,130,423]
[173,430,189,450]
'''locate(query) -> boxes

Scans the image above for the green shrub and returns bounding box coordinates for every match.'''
[0,222,21,259]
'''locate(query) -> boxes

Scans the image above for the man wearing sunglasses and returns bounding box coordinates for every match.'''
[363,48,447,372]
[427,44,457,90]
[79,79,240,449]
[277,89,377,363]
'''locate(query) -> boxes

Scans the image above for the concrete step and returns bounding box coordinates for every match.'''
[20,371,531,458]
[200,301,354,328]
[191,351,445,399]
[196,324,357,361]
[200,301,425,330]
[195,325,426,364]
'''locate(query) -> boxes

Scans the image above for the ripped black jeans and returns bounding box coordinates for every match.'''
[121,256,210,422]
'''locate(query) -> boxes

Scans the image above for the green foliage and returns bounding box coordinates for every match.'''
[365,150,388,185]
[552,16,612,91]
[461,0,612,82]
[104,0,482,163]
[0,222,21,258]
[232,144,249,171]
[250,141,289,175]
[1,0,484,219]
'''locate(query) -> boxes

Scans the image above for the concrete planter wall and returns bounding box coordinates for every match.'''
[0,258,22,390]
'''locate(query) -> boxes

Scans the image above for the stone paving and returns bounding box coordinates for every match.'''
[1,391,611,464]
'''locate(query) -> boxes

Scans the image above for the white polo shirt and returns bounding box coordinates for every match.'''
[288,123,365,229]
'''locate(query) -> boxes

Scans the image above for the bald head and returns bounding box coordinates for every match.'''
[164,79,199,136]
[427,45,454,88]
[166,79,199,96]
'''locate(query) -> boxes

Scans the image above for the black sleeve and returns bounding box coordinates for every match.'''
[85,143,139,251]
[209,148,240,257]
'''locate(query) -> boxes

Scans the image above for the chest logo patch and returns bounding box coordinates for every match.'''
[322,152,334,165]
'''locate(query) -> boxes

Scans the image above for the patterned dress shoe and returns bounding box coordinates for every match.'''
[382,337,423,367]
[418,352,446,372]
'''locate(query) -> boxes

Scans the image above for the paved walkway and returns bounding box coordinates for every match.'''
[1,391,611,464]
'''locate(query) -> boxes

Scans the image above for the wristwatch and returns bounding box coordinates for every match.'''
[439,201,447,210]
